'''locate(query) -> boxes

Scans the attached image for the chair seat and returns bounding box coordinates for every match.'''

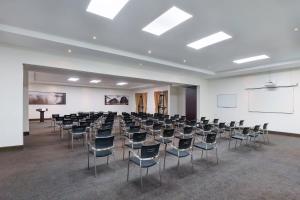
[72,131,86,135]
[90,149,112,157]
[155,138,172,144]
[232,134,247,140]
[125,143,143,149]
[166,148,190,158]
[248,133,259,138]
[193,142,215,150]
[130,157,157,168]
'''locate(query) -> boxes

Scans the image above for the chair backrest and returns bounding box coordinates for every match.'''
[229,121,235,127]
[184,126,193,134]
[63,119,73,125]
[153,123,162,130]
[141,143,160,159]
[174,114,179,119]
[162,129,174,138]
[253,125,260,132]
[165,119,172,124]
[203,124,212,131]
[132,132,147,143]
[205,133,217,144]
[95,136,114,149]
[126,121,135,127]
[242,127,250,135]
[203,120,209,125]
[219,122,225,129]
[263,123,268,130]
[64,115,71,119]
[80,121,89,127]
[72,125,86,133]
[55,116,64,122]
[97,128,112,137]
[178,138,193,150]
[129,126,140,133]
[52,114,59,119]
[200,117,206,121]
[145,120,153,126]
[213,119,219,124]
[239,120,244,126]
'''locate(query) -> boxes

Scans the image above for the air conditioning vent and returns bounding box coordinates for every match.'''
[264,81,277,88]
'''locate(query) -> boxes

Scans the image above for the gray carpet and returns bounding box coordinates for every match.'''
[0,120,299,200]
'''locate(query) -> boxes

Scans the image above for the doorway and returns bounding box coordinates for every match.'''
[185,86,197,120]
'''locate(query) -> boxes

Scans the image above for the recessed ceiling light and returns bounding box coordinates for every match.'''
[187,31,232,50]
[116,82,128,86]
[68,77,79,82]
[68,49,72,53]
[183,59,187,63]
[142,6,192,36]
[92,36,97,40]
[90,79,101,83]
[148,50,152,54]
[86,0,129,20]
[294,27,299,32]
[233,55,270,64]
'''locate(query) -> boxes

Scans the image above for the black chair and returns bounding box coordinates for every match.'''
[149,123,162,139]
[165,137,193,169]
[97,128,112,137]
[143,119,154,130]
[229,127,250,149]
[88,136,114,176]
[212,119,219,125]
[196,124,212,138]
[193,133,218,164]
[61,119,73,139]
[248,125,261,145]
[200,117,206,122]
[225,121,236,138]
[52,114,59,131]
[236,120,244,130]
[127,143,161,189]
[164,119,173,129]
[155,129,175,169]
[70,125,87,149]
[213,122,225,137]
[260,123,269,143]
[123,131,147,160]
[178,126,193,138]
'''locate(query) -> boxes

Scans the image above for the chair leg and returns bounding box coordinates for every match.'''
[191,152,194,171]
[159,160,162,185]
[266,131,270,144]
[206,150,208,159]
[201,149,203,158]
[177,157,180,169]
[228,138,231,149]
[71,134,74,150]
[140,167,143,189]
[146,168,149,175]
[107,156,109,165]
[235,140,237,149]
[216,147,219,164]
[94,153,97,177]
[163,144,167,170]
[127,157,130,181]
[87,147,90,169]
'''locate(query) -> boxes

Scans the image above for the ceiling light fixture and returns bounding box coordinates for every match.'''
[90,79,101,83]
[142,6,192,36]
[183,59,187,63]
[294,27,299,32]
[187,31,232,50]
[68,49,72,53]
[68,77,79,82]
[86,0,129,20]
[92,36,97,40]
[148,50,152,54]
[116,82,128,86]
[233,55,270,64]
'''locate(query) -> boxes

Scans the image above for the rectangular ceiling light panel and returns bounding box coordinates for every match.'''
[142,6,192,36]
[86,0,130,20]
[233,55,270,64]
[187,31,232,50]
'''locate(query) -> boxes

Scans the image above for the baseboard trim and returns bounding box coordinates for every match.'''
[29,118,51,121]
[269,131,300,137]
[0,145,24,152]
[23,131,30,136]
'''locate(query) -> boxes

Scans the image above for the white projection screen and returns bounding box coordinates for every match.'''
[248,87,294,114]
[217,94,237,108]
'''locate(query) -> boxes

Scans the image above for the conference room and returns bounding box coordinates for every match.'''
[0,1,299,200]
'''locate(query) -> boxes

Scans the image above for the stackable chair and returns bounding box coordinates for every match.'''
[53,116,63,133]
[123,131,147,160]
[149,123,162,139]
[155,129,175,169]
[60,119,73,139]
[248,125,261,145]
[165,137,194,170]
[225,121,236,138]
[229,127,250,149]
[212,119,219,126]
[260,123,269,144]
[69,125,87,149]
[51,114,59,131]
[88,136,114,177]
[96,128,112,137]
[143,119,154,131]
[193,133,218,164]
[196,124,212,138]
[214,122,226,138]
[127,143,161,189]
[236,120,244,131]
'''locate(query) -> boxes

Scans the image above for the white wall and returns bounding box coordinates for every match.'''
[133,86,170,114]
[0,44,208,147]
[29,84,134,119]
[207,69,300,134]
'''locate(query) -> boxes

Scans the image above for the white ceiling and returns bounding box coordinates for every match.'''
[27,66,170,90]
[1,0,300,77]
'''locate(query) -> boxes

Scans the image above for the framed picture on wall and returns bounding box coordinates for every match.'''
[29,91,66,105]
[105,95,129,105]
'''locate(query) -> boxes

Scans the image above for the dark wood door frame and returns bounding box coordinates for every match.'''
[185,86,197,121]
